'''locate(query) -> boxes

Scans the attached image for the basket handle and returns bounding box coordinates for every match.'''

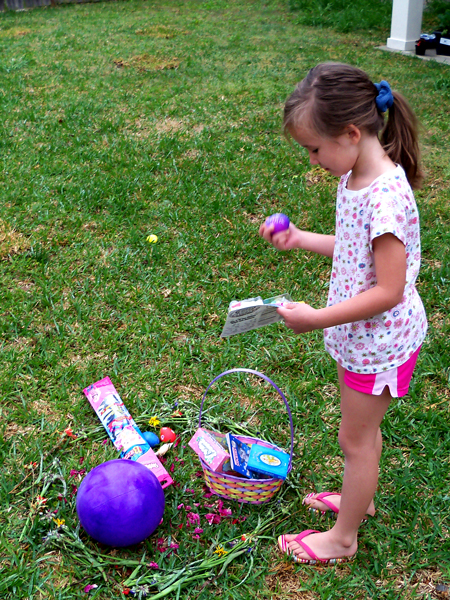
[199,368,294,466]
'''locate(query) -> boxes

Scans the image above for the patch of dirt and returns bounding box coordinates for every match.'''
[31,399,60,422]
[304,168,335,188]
[428,310,446,331]
[155,118,183,134]
[381,566,448,599]
[0,219,30,260]
[17,279,35,292]
[173,383,205,401]
[113,54,180,72]
[242,211,263,225]
[3,422,37,440]
[266,559,318,599]
[0,28,31,38]
[173,333,189,343]
[182,148,201,160]
[6,336,35,350]
[135,25,187,38]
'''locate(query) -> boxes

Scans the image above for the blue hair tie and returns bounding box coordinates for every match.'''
[374,80,394,113]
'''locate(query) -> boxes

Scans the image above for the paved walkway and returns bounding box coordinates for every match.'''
[379,45,450,66]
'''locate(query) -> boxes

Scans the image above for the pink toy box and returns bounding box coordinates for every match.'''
[188,428,230,472]
[83,376,173,489]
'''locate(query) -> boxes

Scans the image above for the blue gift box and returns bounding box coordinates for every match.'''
[247,444,289,480]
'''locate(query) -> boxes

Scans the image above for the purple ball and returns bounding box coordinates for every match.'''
[265,213,290,233]
[76,459,165,547]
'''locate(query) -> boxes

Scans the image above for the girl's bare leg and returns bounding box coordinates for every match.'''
[303,424,382,516]
[282,365,391,561]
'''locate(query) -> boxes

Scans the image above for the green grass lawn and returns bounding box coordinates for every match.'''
[1,0,449,598]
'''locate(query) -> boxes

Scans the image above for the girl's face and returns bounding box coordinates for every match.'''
[289,126,359,177]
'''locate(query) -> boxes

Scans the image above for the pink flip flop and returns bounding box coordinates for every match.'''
[303,492,341,516]
[277,529,356,565]
[303,491,372,523]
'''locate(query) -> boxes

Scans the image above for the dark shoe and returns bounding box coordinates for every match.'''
[415,33,438,55]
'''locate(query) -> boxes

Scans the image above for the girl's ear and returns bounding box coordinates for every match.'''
[346,124,361,144]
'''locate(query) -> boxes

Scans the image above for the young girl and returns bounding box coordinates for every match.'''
[260,63,427,565]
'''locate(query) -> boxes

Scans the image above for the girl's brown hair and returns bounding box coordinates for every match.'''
[284,63,423,189]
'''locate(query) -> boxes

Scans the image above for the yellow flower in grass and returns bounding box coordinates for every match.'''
[53,518,65,527]
[148,416,161,428]
[214,545,228,558]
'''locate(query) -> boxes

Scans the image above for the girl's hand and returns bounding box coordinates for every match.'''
[259,222,303,251]
[277,302,320,334]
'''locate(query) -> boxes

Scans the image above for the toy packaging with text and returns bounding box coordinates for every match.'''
[84,376,173,488]
[220,294,293,337]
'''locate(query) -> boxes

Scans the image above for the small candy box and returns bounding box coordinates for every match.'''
[247,443,290,480]
[226,433,256,478]
[188,428,230,472]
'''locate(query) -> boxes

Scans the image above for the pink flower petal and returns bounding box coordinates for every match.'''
[205,513,221,525]
[186,512,200,525]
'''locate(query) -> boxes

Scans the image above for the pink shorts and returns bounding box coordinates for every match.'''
[344,346,421,398]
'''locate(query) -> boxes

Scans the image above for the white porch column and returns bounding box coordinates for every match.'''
[387,0,425,51]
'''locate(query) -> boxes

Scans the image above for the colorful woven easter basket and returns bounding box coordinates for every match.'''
[198,368,294,505]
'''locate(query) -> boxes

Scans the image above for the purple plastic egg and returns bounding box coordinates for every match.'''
[265,213,290,233]
[76,459,164,547]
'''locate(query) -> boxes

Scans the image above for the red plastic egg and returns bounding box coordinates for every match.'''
[160,427,176,443]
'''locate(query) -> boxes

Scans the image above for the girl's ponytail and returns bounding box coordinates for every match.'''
[380,92,423,189]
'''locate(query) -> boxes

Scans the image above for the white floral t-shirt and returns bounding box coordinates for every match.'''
[324,165,427,373]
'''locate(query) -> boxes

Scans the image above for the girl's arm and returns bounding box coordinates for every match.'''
[259,222,335,258]
[278,233,406,333]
